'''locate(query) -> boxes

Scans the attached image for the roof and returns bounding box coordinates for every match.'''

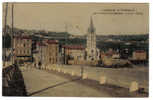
[46,40,58,44]
[134,50,146,53]
[88,16,95,33]
[14,35,31,40]
[36,42,46,46]
[62,45,85,50]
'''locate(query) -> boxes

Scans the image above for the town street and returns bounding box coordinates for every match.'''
[58,64,149,91]
[20,65,148,97]
[20,67,111,97]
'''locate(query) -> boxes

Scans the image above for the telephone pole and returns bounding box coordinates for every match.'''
[64,23,68,64]
[3,3,8,65]
[11,3,14,64]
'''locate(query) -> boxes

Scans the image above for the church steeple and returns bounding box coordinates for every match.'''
[86,16,99,61]
[88,16,95,33]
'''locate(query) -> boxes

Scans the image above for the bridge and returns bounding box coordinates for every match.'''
[2,64,148,97]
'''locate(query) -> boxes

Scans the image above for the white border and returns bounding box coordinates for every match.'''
[0,0,152,100]
[0,0,151,3]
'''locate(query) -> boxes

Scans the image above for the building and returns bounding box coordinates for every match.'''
[112,53,120,59]
[62,45,85,65]
[105,48,120,59]
[45,40,59,65]
[34,42,47,69]
[33,39,59,68]
[100,51,131,67]
[132,50,147,61]
[13,35,32,64]
[86,16,100,61]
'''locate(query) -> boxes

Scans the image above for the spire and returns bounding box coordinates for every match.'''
[88,16,95,33]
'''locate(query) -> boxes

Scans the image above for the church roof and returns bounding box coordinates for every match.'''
[88,16,95,33]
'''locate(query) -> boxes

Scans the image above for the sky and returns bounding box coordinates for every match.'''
[3,3,149,35]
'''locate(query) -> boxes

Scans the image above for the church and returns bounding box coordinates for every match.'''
[85,16,100,61]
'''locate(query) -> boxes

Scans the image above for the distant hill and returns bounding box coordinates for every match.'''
[96,34,149,42]
[3,26,149,52]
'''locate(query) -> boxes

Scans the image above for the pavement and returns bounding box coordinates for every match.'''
[20,67,111,97]
[19,65,148,97]
[56,64,149,91]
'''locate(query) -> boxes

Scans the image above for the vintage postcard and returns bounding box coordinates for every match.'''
[2,3,149,97]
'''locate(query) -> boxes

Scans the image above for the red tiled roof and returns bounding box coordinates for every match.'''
[134,50,145,53]
[46,40,58,44]
[62,45,85,50]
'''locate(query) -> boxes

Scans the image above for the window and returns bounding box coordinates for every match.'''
[49,58,51,62]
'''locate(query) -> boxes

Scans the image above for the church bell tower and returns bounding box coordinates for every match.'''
[86,16,99,61]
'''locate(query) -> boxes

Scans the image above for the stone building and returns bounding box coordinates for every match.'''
[132,50,147,61]
[62,45,85,65]
[34,42,47,69]
[34,40,59,68]
[45,40,59,65]
[86,16,100,61]
[13,35,32,64]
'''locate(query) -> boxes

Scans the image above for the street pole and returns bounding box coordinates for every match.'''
[81,64,84,77]
[3,3,8,66]
[41,40,43,68]
[11,3,14,65]
[64,23,67,65]
[39,36,42,69]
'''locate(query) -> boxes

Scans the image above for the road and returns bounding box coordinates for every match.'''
[20,67,111,97]
[56,64,149,91]
[19,65,148,97]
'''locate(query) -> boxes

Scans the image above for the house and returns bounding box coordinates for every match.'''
[33,39,59,68]
[112,53,120,59]
[132,50,147,61]
[13,35,32,64]
[62,45,85,65]
[45,40,59,65]
[34,42,47,69]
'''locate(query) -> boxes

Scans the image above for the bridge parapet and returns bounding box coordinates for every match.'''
[2,64,27,96]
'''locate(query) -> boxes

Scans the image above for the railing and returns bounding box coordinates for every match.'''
[3,64,16,87]
[2,64,27,96]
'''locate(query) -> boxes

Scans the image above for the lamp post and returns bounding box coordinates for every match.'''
[64,22,69,65]
[3,3,8,66]
[11,3,14,65]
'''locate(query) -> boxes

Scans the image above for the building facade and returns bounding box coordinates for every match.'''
[62,45,85,65]
[34,39,59,68]
[45,40,59,65]
[13,35,32,64]
[34,42,47,68]
[132,50,147,61]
